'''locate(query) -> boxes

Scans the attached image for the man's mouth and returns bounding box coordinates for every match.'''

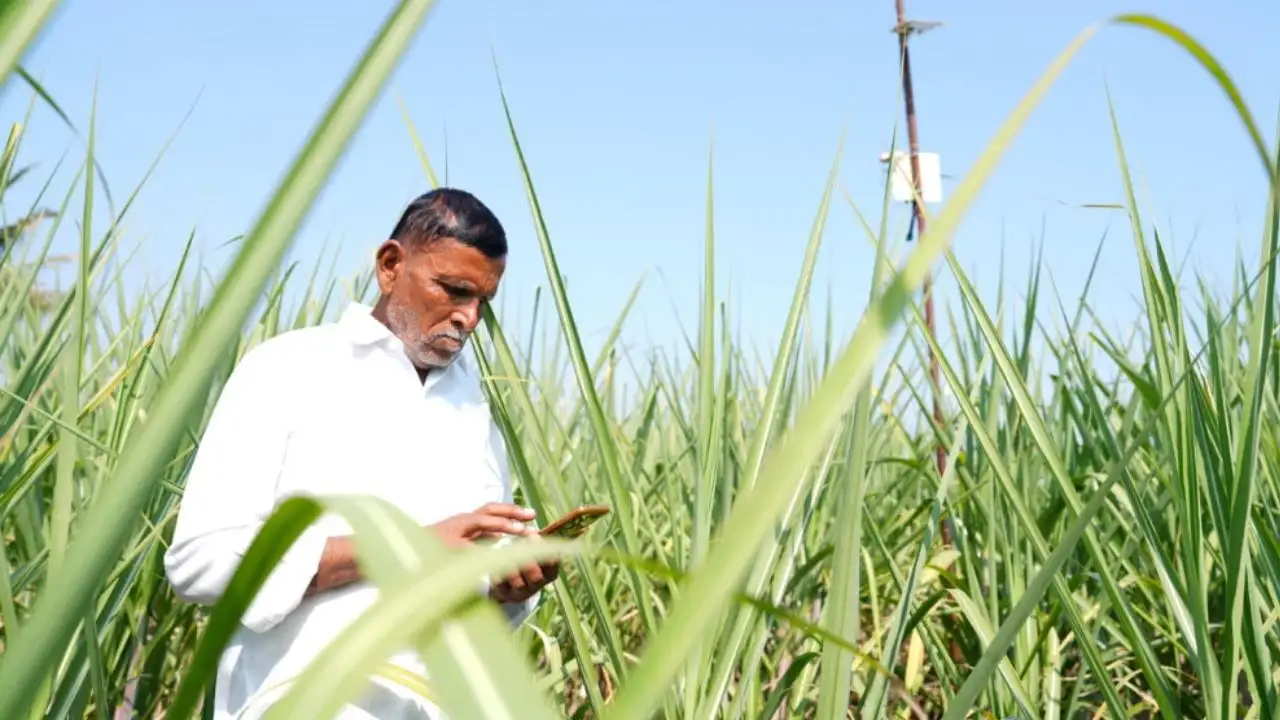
[431,334,464,351]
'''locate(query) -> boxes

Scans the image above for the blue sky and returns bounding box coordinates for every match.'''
[1,0,1277,372]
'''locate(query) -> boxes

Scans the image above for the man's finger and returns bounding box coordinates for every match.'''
[519,563,545,589]
[460,513,529,537]
[489,579,514,603]
[474,503,536,521]
[504,572,527,592]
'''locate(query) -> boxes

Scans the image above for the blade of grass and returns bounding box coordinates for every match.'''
[601,18,1102,719]
[697,133,844,718]
[940,463,1139,720]
[0,0,61,94]
[492,61,660,647]
[0,2,440,714]
[266,495,571,720]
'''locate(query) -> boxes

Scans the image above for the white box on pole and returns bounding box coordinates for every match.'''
[880,151,943,204]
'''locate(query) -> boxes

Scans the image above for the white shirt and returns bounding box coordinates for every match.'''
[164,302,538,720]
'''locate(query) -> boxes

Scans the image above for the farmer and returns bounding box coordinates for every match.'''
[163,188,559,719]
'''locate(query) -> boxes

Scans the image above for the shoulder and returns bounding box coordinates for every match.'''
[226,323,345,388]
[207,324,347,427]
[248,322,346,361]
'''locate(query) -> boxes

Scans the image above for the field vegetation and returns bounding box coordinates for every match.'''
[0,1,1278,718]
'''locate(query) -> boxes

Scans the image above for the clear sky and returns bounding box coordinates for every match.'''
[2,0,1277,370]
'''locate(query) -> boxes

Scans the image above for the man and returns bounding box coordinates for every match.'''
[164,188,559,719]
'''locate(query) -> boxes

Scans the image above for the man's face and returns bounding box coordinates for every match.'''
[375,236,505,370]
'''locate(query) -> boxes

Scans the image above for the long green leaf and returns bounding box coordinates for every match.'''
[601,17,1100,719]
[0,2,439,715]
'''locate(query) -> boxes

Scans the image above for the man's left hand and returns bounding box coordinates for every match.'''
[490,558,560,604]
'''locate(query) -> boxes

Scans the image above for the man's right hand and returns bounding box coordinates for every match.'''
[430,502,537,548]
[306,503,537,598]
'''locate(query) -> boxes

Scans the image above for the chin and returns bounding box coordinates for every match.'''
[420,352,456,369]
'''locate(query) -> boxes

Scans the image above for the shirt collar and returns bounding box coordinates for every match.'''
[338,302,396,348]
[337,301,473,380]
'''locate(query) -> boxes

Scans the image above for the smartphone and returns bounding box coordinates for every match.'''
[539,504,611,539]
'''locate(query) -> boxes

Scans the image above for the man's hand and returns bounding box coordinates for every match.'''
[489,548,560,604]
[429,503,537,548]
[308,504,545,599]
[427,502,560,604]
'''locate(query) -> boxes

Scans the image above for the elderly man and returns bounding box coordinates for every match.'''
[164,188,558,719]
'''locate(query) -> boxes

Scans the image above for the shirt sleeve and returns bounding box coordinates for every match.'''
[163,341,330,634]
[479,408,541,628]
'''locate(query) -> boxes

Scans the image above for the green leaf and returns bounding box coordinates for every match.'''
[0,1,440,715]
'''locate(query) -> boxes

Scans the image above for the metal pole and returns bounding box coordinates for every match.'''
[893,1,968,676]
[894,1,948,520]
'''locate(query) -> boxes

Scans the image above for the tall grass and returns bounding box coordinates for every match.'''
[2,5,1279,719]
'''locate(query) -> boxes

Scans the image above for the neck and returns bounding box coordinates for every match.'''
[371,296,392,328]
[372,296,431,383]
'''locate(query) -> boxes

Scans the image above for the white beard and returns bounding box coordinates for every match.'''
[385,295,466,369]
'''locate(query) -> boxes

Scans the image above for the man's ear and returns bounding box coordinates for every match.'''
[374,239,406,294]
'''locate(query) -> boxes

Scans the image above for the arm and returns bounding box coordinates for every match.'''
[306,537,361,595]
[163,343,332,633]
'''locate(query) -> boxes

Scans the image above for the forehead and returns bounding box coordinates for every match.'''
[411,237,505,287]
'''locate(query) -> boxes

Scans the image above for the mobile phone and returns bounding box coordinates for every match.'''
[539,504,611,539]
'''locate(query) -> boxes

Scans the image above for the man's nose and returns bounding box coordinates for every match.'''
[452,302,481,331]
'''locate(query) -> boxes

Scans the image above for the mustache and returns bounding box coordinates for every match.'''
[426,329,469,344]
